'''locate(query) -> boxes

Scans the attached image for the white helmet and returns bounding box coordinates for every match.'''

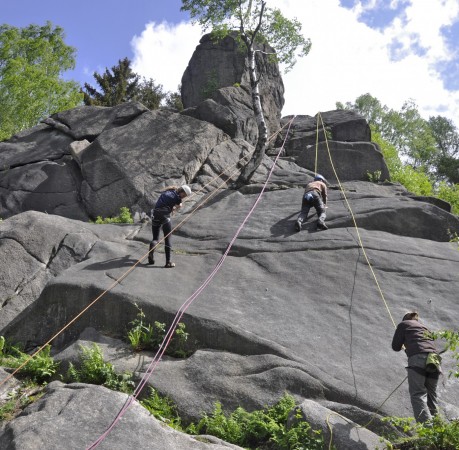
[181,185,192,197]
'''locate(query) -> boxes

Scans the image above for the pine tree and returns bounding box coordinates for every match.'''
[83,57,168,110]
[83,57,140,106]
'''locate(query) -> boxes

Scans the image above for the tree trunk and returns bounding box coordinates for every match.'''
[237,46,269,186]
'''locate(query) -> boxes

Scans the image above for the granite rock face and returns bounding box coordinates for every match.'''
[1,33,458,450]
[1,176,458,448]
[0,381,242,450]
[181,32,284,147]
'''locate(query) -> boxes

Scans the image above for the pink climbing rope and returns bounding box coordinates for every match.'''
[86,117,296,449]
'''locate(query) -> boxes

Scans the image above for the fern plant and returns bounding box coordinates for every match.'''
[66,343,134,393]
[126,305,190,357]
[140,387,183,430]
[0,338,59,382]
[383,415,459,449]
[186,393,326,449]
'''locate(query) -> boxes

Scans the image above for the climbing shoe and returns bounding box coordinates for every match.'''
[147,243,155,265]
[317,221,328,230]
[165,261,176,268]
[295,220,302,232]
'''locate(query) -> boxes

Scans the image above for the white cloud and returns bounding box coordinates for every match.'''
[131,21,202,92]
[131,0,459,127]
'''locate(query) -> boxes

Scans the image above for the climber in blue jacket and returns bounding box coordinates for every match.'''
[148,185,191,268]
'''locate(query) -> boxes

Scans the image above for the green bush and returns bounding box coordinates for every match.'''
[65,343,134,393]
[428,329,459,378]
[383,415,459,449]
[201,69,219,100]
[436,182,459,215]
[140,387,182,430]
[0,338,59,382]
[94,206,134,224]
[140,390,326,449]
[126,304,189,357]
[186,393,326,449]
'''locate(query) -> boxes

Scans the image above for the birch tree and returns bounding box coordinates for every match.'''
[181,0,311,184]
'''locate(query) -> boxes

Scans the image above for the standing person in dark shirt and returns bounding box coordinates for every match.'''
[148,185,192,268]
[295,174,328,232]
[392,311,441,423]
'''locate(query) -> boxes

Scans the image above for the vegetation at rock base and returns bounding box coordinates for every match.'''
[65,343,135,394]
[337,93,459,214]
[141,387,183,430]
[0,22,83,141]
[382,415,459,450]
[0,337,53,422]
[93,206,134,224]
[142,387,459,450]
[143,390,328,450]
[126,304,190,357]
[0,337,58,383]
[186,395,327,449]
[0,381,45,422]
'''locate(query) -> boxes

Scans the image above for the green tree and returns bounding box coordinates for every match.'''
[339,95,459,215]
[137,77,167,110]
[337,93,387,131]
[372,128,433,196]
[181,0,311,184]
[338,94,437,171]
[164,86,184,111]
[83,57,139,106]
[428,115,459,184]
[0,22,83,141]
[83,57,166,110]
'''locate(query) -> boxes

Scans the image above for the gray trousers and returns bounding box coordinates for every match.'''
[407,353,439,423]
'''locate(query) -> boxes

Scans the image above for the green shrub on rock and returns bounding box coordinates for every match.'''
[94,206,134,224]
[65,343,134,394]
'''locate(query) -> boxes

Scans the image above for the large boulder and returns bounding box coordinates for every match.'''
[0,381,242,450]
[290,399,389,450]
[0,211,137,332]
[278,110,371,157]
[276,110,387,182]
[0,104,236,221]
[181,33,284,146]
[1,179,458,431]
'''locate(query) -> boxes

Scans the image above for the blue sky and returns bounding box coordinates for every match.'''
[2,0,459,127]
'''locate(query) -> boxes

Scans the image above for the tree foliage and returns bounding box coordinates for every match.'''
[428,115,459,184]
[0,22,83,141]
[337,93,459,214]
[82,57,167,110]
[181,0,311,183]
[164,85,184,111]
[337,94,437,171]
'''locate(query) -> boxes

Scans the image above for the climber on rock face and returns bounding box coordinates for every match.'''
[391,311,442,423]
[148,185,192,268]
[295,174,328,232]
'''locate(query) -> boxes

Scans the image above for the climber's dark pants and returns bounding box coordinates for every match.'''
[150,214,172,262]
[297,190,326,224]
